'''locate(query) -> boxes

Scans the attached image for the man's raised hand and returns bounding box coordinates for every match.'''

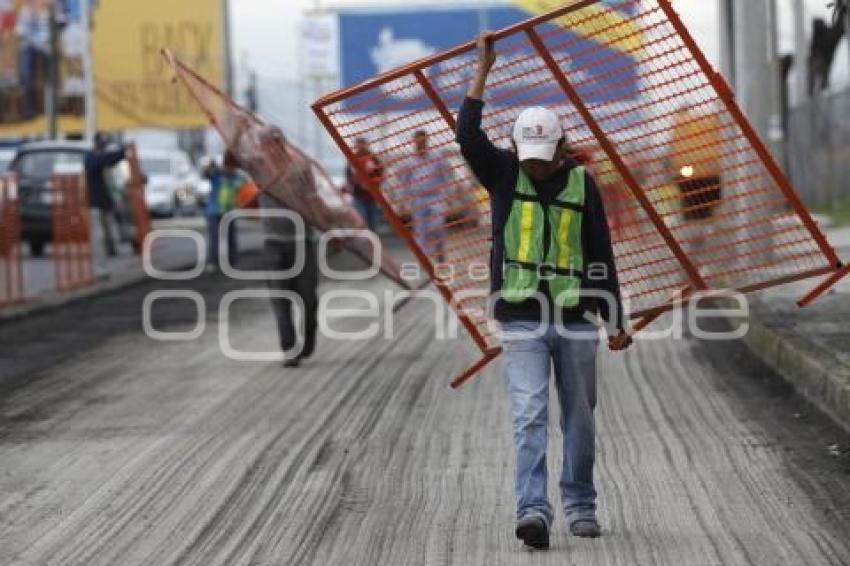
[469,32,497,99]
[477,32,497,72]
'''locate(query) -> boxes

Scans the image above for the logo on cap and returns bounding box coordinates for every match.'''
[522,125,546,140]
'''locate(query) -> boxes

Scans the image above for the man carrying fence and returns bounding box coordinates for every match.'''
[456,33,633,550]
[256,126,319,368]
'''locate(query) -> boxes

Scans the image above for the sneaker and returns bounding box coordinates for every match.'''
[283,356,301,368]
[570,518,601,538]
[515,516,549,550]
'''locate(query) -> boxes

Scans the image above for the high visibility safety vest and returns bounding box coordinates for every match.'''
[503,166,586,308]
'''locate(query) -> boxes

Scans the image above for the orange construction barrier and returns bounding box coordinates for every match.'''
[312,0,844,387]
[125,142,151,254]
[0,173,23,306]
[162,49,410,289]
[52,173,93,291]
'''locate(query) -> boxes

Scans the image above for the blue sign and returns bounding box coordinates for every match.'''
[338,4,641,111]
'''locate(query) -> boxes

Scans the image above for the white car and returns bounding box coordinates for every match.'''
[139,150,201,217]
[0,149,15,172]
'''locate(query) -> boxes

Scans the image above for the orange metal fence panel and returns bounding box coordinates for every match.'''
[52,173,93,291]
[314,0,841,386]
[0,174,23,306]
[126,142,151,254]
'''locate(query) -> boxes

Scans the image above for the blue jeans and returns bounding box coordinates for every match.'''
[411,203,446,261]
[354,197,379,231]
[501,320,599,528]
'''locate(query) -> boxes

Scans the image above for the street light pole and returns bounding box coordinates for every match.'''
[45,3,60,139]
[309,0,324,163]
[792,0,807,105]
[81,0,96,141]
[222,0,234,96]
[719,0,735,83]
[730,0,783,146]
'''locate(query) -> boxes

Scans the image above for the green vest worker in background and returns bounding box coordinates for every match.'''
[456,33,633,551]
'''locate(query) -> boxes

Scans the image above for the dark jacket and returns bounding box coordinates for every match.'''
[456,97,624,329]
[84,147,126,211]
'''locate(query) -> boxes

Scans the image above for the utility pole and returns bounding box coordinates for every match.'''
[792,0,807,106]
[720,0,786,265]
[81,0,96,141]
[314,0,323,163]
[843,0,850,89]
[45,2,61,139]
[729,0,783,148]
[222,0,234,97]
[719,0,735,84]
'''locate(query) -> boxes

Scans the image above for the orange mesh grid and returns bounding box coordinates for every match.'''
[126,143,151,254]
[0,174,23,306]
[162,49,410,289]
[313,0,843,387]
[52,173,93,292]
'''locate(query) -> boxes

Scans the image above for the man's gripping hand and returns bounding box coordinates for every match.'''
[476,32,497,73]
[608,329,634,352]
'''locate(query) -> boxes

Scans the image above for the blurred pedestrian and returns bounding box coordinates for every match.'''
[402,130,452,264]
[345,137,384,231]
[84,132,126,277]
[203,150,245,271]
[0,0,16,80]
[15,0,50,119]
[257,126,319,368]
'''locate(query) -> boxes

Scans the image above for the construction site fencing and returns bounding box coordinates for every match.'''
[126,143,152,253]
[0,173,23,306]
[313,0,844,387]
[52,173,93,292]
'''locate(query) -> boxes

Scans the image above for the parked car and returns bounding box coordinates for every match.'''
[139,150,201,217]
[9,141,139,257]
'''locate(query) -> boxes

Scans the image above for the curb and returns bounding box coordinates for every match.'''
[0,259,199,324]
[739,297,850,433]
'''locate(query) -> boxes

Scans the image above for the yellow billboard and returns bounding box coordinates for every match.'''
[93,0,224,131]
[0,0,224,137]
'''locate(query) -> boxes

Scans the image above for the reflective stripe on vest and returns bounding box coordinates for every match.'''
[502,166,586,308]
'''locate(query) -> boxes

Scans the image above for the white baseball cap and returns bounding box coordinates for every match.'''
[512,107,564,162]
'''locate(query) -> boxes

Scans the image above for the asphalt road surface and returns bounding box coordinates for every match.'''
[1,249,849,566]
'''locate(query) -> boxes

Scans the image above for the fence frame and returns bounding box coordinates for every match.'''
[52,173,94,292]
[312,0,845,387]
[126,142,151,254]
[0,173,23,307]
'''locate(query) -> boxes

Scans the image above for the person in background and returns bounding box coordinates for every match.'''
[457,33,633,550]
[401,130,453,264]
[256,126,319,368]
[0,0,17,81]
[15,0,50,119]
[203,150,245,271]
[84,132,126,277]
[345,137,384,231]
